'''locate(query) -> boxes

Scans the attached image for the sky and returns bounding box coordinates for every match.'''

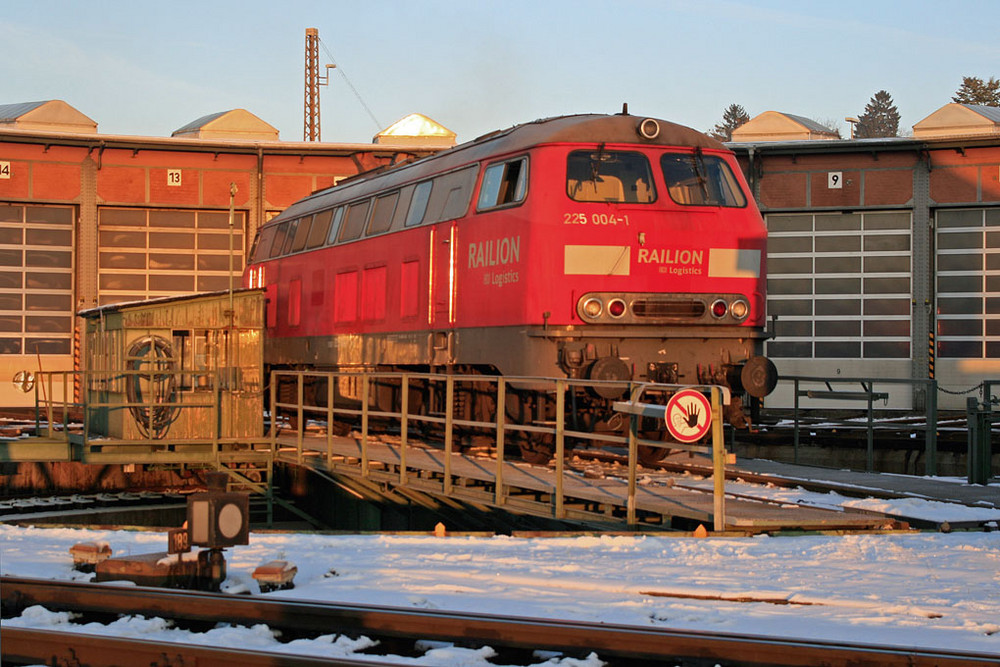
[3,478,1000,664]
[2,1,999,145]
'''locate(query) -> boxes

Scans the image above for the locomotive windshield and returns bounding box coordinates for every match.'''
[660,152,747,207]
[566,150,655,203]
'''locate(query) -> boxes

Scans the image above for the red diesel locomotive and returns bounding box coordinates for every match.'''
[244,112,776,462]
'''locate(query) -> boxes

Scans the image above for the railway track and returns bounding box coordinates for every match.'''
[1,576,994,666]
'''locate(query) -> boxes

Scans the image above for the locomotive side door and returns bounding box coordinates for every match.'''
[428,221,457,363]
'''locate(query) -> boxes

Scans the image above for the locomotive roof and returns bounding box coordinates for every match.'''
[274,114,726,223]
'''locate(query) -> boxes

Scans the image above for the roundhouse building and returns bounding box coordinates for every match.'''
[0,101,452,407]
[730,104,1000,410]
[2,100,998,413]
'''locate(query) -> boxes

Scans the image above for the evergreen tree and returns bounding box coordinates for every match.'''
[952,76,1000,106]
[709,104,750,141]
[855,90,900,138]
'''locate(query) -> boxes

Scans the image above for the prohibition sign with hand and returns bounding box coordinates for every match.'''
[664,389,712,443]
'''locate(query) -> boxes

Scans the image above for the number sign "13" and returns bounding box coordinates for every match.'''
[167,169,182,186]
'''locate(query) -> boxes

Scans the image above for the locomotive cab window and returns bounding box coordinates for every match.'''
[660,153,747,207]
[478,157,528,211]
[566,150,655,203]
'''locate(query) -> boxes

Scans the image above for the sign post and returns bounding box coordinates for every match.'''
[710,387,726,531]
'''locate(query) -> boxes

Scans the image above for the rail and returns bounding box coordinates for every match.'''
[4,576,994,667]
[270,370,733,529]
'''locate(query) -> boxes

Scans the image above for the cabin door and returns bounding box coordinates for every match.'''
[429,222,456,363]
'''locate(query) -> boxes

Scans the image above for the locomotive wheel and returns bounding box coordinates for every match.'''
[518,440,555,465]
[637,445,671,467]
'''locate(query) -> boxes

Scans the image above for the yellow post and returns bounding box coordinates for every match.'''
[296,373,304,463]
[326,373,334,466]
[711,386,726,532]
[444,375,454,495]
[269,371,277,451]
[361,373,370,477]
[400,374,409,486]
[555,379,565,519]
[495,377,506,506]
[626,383,641,527]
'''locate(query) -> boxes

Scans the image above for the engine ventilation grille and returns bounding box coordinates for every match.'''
[631,299,706,318]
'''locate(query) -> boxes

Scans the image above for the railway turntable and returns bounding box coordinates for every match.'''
[3,287,899,534]
[269,412,903,534]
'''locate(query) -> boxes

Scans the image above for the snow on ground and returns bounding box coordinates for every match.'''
[674,473,1000,524]
[3,476,1000,665]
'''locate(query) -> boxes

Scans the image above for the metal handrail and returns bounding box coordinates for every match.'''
[270,369,732,530]
[783,375,938,474]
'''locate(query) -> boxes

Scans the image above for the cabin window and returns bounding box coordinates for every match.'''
[405,181,433,227]
[268,222,290,258]
[368,192,400,235]
[566,150,656,203]
[280,219,299,255]
[390,185,416,231]
[424,165,479,223]
[660,153,747,207]
[478,157,528,210]
[251,225,276,262]
[325,207,345,245]
[306,210,333,248]
[290,216,312,253]
[171,329,214,392]
[339,200,372,242]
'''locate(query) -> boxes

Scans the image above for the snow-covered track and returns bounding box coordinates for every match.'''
[2,576,993,667]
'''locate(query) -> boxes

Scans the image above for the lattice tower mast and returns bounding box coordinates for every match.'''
[304,28,321,141]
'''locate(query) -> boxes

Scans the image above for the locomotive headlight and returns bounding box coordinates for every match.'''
[638,118,660,140]
[730,299,749,321]
[711,299,728,319]
[582,297,603,319]
[608,298,627,318]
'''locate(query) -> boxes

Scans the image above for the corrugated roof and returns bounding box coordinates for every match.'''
[961,104,1000,124]
[171,109,278,140]
[172,110,232,135]
[779,112,836,134]
[0,101,49,123]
